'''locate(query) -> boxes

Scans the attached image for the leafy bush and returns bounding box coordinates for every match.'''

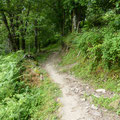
[0,51,24,101]
[0,51,60,120]
[102,32,120,68]
[78,28,103,54]
[108,14,120,30]
[64,26,120,69]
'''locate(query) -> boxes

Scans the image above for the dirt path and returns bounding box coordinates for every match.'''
[44,53,120,120]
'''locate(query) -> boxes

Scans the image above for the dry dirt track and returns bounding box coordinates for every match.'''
[44,53,120,120]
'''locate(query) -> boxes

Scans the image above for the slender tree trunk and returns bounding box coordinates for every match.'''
[72,10,77,32]
[28,44,31,53]
[16,16,20,50]
[38,41,40,52]
[20,5,30,51]
[62,9,65,36]
[34,20,38,52]
[22,37,25,50]
[77,21,80,32]
[1,12,17,51]
[9,13,18,51]
[20,20,26,51]
[73,11,77,32]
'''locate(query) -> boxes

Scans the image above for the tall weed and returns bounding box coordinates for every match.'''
[0,51,60,120]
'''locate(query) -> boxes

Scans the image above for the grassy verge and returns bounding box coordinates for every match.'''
[91,95,120,114]
[36,43,61,63]
[0,51,60,120]
[59,32,120,115]
[41,43,61,53]
[60,48,120,93]
[60,48,120,114]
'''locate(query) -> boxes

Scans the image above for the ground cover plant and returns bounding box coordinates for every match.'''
[59,25,120,114]
[0,51,60,120]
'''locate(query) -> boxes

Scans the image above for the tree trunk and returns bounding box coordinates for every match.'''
[9,13,18,51]
[61,9,65,36]
[1,12,17,51]
[77,21,80,32]
[16,16,20,50]
[34,20,38,52]
[72,10,77,32]
[39,41,41,52]
[20,20,26,51]
[22,37,25,50]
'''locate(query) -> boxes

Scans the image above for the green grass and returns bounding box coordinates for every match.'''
[91,94,120,115]
[59,48,81,66]
[59,47,120,115]
[30,68,60,120]
[41,43,61,52]
[36,52,50,63]
[92,95,119,109]
[36,43,61,63]
[0,51,60,120]
[60,47,120,93]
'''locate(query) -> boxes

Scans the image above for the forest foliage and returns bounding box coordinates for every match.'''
[0,0,120,118]
[0,0,119,54]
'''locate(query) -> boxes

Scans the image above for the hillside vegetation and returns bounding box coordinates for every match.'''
[0,52,60,120]
[59,7,120,114]
[0,0,120,118]
[60,9,120,92]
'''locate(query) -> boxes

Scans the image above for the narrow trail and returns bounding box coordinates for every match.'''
[44,53,120,120]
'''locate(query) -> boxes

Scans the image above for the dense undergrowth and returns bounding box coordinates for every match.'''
[60,33,120,114]
[60,20,120,92]
[59,10,120,114]
[0,51,60,120]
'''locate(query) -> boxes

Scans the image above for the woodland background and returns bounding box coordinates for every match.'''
[0,0,120,119]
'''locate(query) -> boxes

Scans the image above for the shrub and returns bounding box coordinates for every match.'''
[65,25,120,70]
[0,51,59,120]
[102,32,120,68]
